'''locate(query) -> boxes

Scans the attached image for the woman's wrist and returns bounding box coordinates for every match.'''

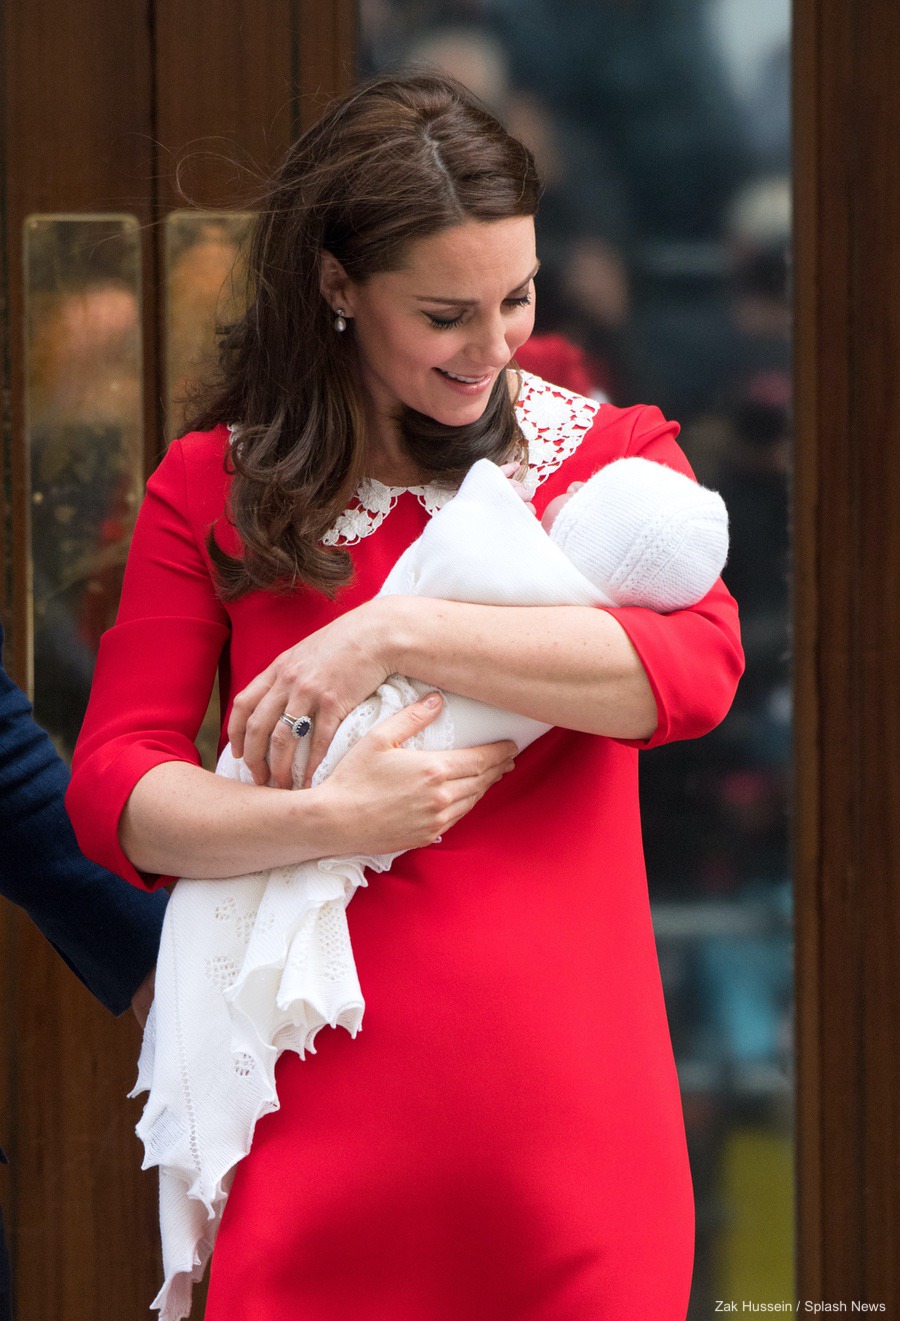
[286,778,355,858]
[120,761,358,879]
[370,594,420,677]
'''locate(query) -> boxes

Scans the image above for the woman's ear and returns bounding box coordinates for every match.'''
[319,250,355,316]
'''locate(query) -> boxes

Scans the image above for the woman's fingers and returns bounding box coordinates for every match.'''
[242,682,296,785]
[300,705,344,790]
[269,691,345,790]
[367,692,446,748]
[436,793,485,838]
[266,710,307,789]
[242,677,518,847]
[227,602,397,787]
[428,761,515,841]
[227,663,279,759]
[439,739,518,781]
[314,696,518,854]
[446,763,514,810]
[303,689,447,791]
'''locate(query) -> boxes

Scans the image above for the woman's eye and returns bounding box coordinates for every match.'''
[425,292,531,330]
[426,312,465,330]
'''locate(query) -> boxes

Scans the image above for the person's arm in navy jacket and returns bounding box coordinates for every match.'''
[0,621,167,1016]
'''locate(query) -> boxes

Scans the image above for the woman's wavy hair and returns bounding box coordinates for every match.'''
[186,72,541,600]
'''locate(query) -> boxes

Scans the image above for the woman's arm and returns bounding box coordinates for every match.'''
[120,699,514,878]
[238,587,684,791]
[67,434,514,887]
[384,597,657,739]
[235,405,743,789]
[381,406,744,758]
[234,594,656,790]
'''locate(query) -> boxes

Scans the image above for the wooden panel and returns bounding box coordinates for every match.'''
[154,0,300,210]
[153,0,299,480]
[7,915,158,1319]
[0,2,163,1317]
[298,0,357,127]
[793,0,900,1307]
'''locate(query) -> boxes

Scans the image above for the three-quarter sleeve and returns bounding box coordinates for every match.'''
[66,435,231,889]
[600,405,744,748]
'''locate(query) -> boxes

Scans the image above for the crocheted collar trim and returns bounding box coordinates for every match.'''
[230,371,600,548]
[322,372,600,547]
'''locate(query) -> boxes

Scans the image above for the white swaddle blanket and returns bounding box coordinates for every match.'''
[133,456,728,1319]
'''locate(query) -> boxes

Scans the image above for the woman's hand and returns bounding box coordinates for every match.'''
[122,693,517,877]
[228,598,397,790]
[314,693,517,854]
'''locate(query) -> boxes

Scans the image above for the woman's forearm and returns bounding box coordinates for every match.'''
[119,691,517,876]
[386,598,658,741]
[119,761,339,879]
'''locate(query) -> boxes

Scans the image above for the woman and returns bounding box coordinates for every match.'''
[68,74,743,1320]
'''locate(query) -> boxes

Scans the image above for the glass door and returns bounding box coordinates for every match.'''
[358,2,793,1311]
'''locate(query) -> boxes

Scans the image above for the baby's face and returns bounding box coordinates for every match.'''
[541,491,576,531]
[540,486,584,532]
[499,462,581,528]
[499,464,584,531]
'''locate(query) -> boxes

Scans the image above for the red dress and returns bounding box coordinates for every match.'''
[68,377,743,1321]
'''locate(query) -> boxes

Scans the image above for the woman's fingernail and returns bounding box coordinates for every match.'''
[422,693,442,708]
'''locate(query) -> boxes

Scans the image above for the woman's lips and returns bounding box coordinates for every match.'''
[434,367,494,394]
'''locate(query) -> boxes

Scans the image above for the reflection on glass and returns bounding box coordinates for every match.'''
[361,3,792,1312]
[24,214,143,759]
[165,211,252,440]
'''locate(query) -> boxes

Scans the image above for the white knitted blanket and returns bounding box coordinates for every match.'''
[131,457,727,1318]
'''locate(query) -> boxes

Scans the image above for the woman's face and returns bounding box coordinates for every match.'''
[325,216,538,431]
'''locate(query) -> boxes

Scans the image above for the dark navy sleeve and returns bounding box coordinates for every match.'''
[0,622,167,1015]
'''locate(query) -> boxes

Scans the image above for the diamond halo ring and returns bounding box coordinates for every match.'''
[279,712,313,740]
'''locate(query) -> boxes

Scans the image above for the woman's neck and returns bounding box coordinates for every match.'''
[362,400,428,488]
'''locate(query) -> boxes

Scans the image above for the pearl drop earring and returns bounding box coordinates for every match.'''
[334,307,347,333]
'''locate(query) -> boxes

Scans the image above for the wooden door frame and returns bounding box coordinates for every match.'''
[793,0,900,1307]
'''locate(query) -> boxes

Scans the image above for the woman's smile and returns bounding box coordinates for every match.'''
[433,366,495,393]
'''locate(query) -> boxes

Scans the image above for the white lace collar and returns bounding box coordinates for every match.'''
[323,372,600,547]
[230,371,601,548]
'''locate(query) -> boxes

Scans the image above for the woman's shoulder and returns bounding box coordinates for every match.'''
[514,370,677,493]
[166,422,232,472]
[145,424,233,531]
[151,423,232,487]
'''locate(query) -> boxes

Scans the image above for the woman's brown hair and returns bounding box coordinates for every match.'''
[188,72,540,600]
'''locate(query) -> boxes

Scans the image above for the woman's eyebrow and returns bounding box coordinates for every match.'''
[414,261,541,307]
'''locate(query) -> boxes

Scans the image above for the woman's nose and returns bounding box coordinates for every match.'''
[469,315,513,369]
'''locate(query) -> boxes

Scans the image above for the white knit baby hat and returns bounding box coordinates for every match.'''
[548,456,729,611]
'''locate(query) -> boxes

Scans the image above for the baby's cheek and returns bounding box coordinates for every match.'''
[541,493,571,532]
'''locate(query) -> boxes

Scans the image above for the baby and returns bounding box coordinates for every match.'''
[500,454,728,611]
[136,453,729,1320]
